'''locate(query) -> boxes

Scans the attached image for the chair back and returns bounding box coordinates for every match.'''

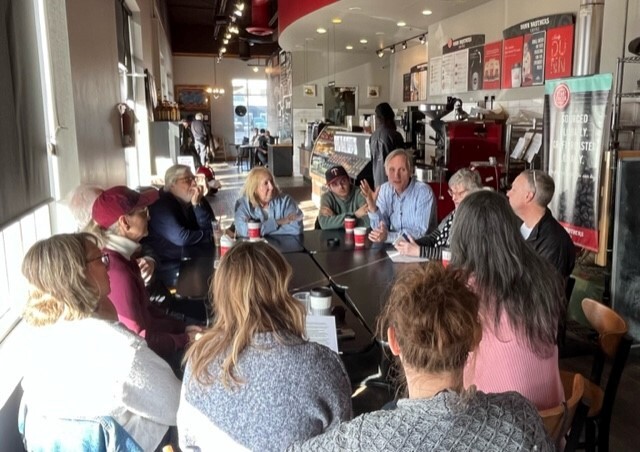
[581,298,627,359]
[539,371,586,448]
[19,397,144,452]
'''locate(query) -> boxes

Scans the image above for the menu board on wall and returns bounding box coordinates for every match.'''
[468,46,484,91]
[454,50,469,92]
[502,36,524,89]
[429,57,442,96]
[544,74,612,251]
[441,54,455,93]
[545,24,574,80]
[502,13,574,89]
[482,41,502,90]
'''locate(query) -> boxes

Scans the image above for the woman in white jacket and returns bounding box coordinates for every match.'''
[20,233,180,451]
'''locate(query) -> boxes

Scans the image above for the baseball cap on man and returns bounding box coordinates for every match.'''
[325,166,349,185]
[92,186,159,229]
[196,166,215,182]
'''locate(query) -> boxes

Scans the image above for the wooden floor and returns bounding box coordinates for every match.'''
[208,162,640,451]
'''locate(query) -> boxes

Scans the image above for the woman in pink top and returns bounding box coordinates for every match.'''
[449,190,565,410]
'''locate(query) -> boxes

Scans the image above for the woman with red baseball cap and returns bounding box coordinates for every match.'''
[87,186,202,365]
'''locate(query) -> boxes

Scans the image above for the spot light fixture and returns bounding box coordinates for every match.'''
[374,33,429,57]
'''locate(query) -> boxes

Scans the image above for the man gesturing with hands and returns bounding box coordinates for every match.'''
[361,149,436,244]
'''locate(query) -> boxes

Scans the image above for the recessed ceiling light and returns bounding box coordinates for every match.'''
[348,7,361,11]
[316,27,327,34]
[359,38,368,44]
[252,67,259,73]
[332,18,342,24]
[375,32,385,36]
[422,10,433,16]
[397,21,406,27]
[345,45,353,50]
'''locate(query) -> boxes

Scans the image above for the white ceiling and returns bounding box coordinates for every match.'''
[279,0,492,55]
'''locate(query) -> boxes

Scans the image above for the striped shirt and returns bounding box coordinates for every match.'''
[369,178,436,243]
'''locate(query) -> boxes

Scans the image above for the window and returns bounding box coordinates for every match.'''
[0,0,54,341]
[232,79,268,144]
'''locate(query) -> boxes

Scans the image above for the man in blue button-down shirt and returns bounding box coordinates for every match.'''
[361,149,436,244]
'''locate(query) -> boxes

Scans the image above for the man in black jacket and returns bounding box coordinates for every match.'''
[508,169,576,280]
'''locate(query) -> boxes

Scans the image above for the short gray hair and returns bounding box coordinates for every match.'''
[384,149,413,175]
[448,168,483,191]
[164,164,192,191]
[524,170,554,207]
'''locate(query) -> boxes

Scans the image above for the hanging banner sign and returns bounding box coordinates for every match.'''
[544,74,613,251]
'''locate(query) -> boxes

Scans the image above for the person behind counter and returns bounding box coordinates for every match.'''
[20,233,180,451]
[288,263,553,451]
[450,190,565,410]
[234,167,303,237]
[318,165,370,230]
[361,149,436,243]
[143,164,216,287]
[178,241,352,451]
[395,168,482,258]
[370,102,404,188]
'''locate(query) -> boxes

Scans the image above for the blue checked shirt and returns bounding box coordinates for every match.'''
[368,178,436,243]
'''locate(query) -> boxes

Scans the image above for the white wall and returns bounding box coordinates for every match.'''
[290,49,391,114]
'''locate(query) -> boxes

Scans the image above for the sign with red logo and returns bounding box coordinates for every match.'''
[544,75,613,251]
[553,83,571,109]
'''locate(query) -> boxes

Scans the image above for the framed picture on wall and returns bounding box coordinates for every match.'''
[175,85,210,111]
[367,86,380,98]
[303,84,316,97]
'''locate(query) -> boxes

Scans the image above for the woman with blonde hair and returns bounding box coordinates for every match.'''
[234,167,303,237]
[20,233,180,450]
[289,263,551,451]
[178,241,351,451]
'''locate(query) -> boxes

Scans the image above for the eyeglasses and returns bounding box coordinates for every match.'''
[87,253,110,268]
[130,207,149,218]
[177,176,196,184]
[530,170,538,197]
[448,188,468,199]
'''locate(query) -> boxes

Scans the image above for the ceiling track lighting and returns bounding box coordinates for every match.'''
[373,33,428,57]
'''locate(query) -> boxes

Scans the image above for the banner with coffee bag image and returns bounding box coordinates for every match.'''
[544,74,613,251]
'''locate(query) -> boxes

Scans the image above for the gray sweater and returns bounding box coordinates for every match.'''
[288,390,553,452]
[178,332,352,451]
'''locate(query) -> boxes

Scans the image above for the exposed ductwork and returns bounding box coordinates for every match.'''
[246,0,274,36]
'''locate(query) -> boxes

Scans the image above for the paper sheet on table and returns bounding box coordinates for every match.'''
[386,249,430,263]
[305,315,338,353]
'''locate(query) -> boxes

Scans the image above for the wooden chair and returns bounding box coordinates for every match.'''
[579,298,633,452]
[539,371,589,451]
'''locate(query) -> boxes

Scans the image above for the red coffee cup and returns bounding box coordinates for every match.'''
[344,216,356,233]
[441,248,451,268]
[220,235,235,257]
[247,221,261,241]
[353,227,367,247]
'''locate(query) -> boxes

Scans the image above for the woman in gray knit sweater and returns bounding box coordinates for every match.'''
[290,263,553,452]
[177,241,352,451]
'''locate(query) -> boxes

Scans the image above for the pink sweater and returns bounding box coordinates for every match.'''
[464,308,563,410]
